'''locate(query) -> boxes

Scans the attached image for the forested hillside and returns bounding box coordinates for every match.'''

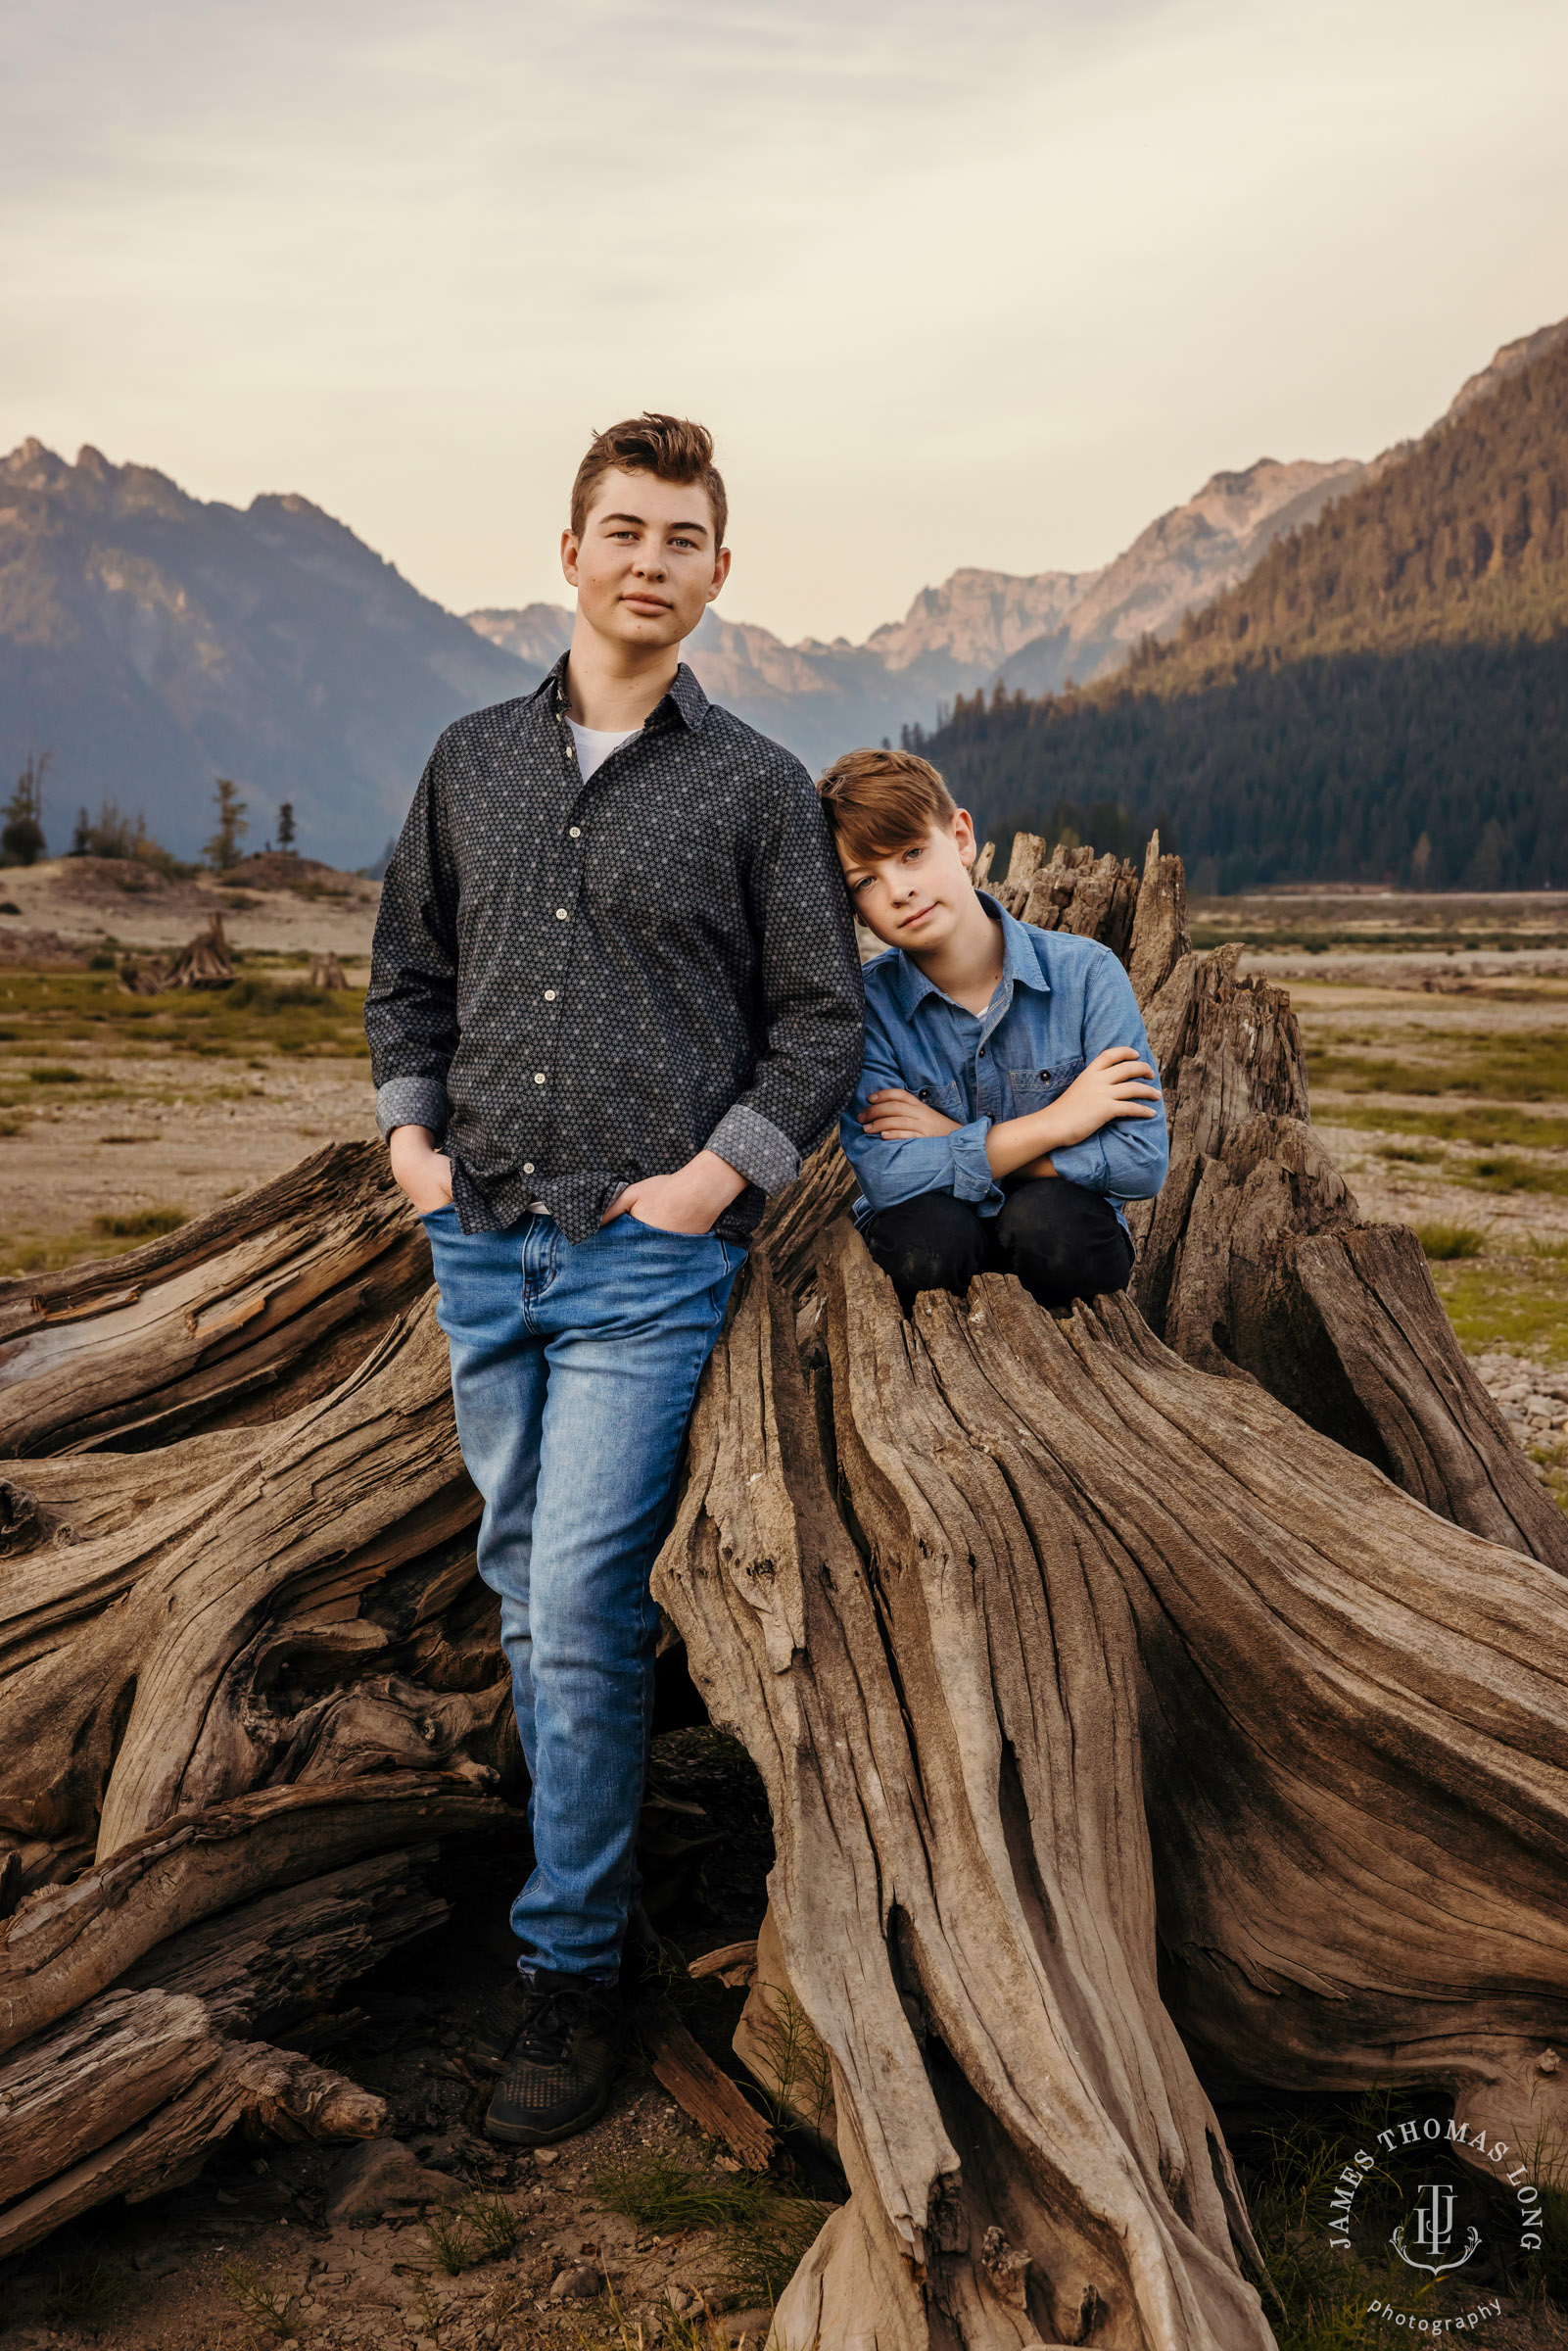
[919,325,1568,890]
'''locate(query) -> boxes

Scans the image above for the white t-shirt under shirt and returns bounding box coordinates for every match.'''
[567,720,639,783]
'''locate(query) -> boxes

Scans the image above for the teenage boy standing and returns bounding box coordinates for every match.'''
[365,415,863,2145]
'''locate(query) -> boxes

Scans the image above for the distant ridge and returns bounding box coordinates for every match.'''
[2,316,1556,866]
[0,442,540,867]
[919,317,1568,891]
[465,456,1362,771]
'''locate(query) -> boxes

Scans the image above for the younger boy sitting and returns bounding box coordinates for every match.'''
[819,747,1167,1315]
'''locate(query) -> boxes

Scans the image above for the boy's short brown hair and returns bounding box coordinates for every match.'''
[816,747,959,865]
[570,413,728,549]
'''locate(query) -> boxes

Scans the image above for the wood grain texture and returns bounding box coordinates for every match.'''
[0,2028,383,2260]
[0,1776,509,2055]
[0,1142,429,1457]
[658,1220,1568,2345]
[656,1236,1271,2351]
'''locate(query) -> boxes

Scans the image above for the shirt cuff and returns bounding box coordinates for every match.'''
[949,1119,1003,1207]
[1049,1132,1111,1191]
[705,1104,799,1195]
[375,1076,450,1142]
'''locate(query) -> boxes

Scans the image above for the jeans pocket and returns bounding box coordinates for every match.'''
[621,1211,724,1243]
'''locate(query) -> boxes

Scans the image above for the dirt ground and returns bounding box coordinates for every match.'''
[0,854,381,965]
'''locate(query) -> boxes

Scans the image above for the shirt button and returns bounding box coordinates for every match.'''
[522,1162,535,1175]
[544,988,556,1001]
[569,826,582,839]
[977,1045,987,1058]
[555,908,568,921]
[534,1073,546,1084]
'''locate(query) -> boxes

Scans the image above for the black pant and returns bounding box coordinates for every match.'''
[863,1178,1134,1316]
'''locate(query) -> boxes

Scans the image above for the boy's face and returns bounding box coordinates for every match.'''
[561,467,730,651]
[836,812,980,953]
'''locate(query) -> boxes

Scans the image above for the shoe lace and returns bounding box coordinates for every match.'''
[515,1985,594,2065]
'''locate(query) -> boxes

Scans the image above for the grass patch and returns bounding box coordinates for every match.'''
[1317,1103,1568,1150]
[425,2202,482,2275]
[1309,1032,1568,1102]
[1243,2108,1404,2351]
[1518,2126,1568,2306]
[220,2260,297,2337]
[28,1063,87,1083]
[467,2188,520,2258]
[423,2189,521,2277]
[593,2151,832,2307]
[1412,1222,1488,1260]
[37,2251,138,2328]
[1430,1255,1568,1363]
[1464,1154,1568,1197]
[0,967,368,1061]
[91,1205,186,1240]
[1376,1143,1441,1165]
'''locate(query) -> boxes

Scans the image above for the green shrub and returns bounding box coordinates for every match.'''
[92,1205,186,1240]
[1413,1222,1487,1260]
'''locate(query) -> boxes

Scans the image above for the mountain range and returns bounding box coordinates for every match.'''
[921,314,1568,891]
[466,454,1365,773]
[0,315,1558,869]
[0,443,531,870]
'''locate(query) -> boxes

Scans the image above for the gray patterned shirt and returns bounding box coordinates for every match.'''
[365,656,864,1245]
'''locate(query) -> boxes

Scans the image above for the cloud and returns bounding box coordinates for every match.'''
[2,0,1566,641]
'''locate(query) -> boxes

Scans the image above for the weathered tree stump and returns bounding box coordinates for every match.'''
[3,834,1566,2341]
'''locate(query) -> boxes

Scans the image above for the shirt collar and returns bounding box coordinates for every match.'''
[884,889,1052,1019]
[534,650,709,732]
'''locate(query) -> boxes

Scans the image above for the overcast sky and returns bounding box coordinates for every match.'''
[3,0,1566,644]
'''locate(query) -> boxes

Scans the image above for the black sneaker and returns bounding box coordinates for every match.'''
[469,1972,541,2076]
[483,1972,626,2146]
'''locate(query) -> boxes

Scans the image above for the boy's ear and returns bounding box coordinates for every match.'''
[953,807,978,870]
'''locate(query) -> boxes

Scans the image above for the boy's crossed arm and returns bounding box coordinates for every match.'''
[859,1044,1161,1181]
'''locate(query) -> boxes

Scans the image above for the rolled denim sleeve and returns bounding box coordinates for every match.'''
[1048,948,1168,1201]
[838,996,1004,1215]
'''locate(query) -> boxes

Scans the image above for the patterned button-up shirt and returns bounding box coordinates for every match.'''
[365,655,865,1244]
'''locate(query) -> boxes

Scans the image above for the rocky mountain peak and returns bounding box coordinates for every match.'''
[1446,315,1568,421]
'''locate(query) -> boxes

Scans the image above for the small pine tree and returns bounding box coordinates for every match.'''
[276,801,297,852]
[205,778,249,872]
[1,751,50,866]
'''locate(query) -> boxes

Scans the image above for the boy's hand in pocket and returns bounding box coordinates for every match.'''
[859,1087,961,1141]
[389,1126,454,1214]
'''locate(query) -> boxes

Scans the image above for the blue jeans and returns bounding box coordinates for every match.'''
[423,1206,743,1979]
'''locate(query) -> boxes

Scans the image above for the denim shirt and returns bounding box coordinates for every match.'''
[839,894,1168,1229]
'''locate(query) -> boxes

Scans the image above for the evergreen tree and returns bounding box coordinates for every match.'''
[205,779,249,872]
[277,801,297,852]
[1,752,49,866]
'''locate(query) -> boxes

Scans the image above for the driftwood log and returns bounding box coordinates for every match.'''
[3,832,1566,2342]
